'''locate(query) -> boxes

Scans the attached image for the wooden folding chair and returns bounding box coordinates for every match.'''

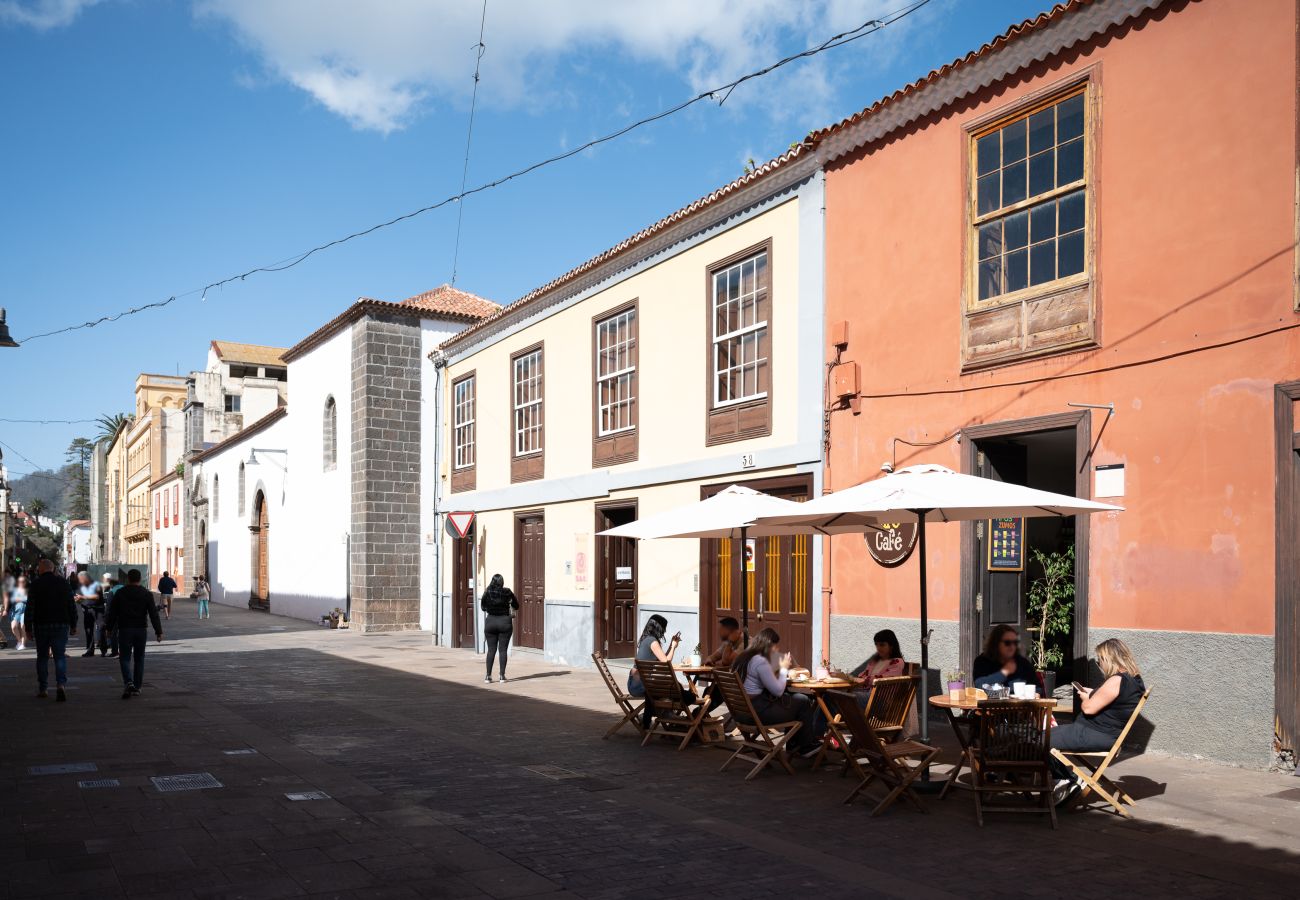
[1051,688,1152,818]
[713,669,801,780]
[818,674,918,771]
[592,651,645,740]
[636,660,710,751]
[973,700,1056,828]
[826,690,937,816]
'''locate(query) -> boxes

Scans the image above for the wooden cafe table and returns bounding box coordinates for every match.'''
[787,677,854,767]
[928,693,1068,797]
[675,665,716,700]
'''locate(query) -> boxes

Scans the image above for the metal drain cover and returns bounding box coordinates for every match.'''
[523,765,582,780]
[29,763,97,775]
[285,790,331,801]
[222,749,258,756]
[151,773,222,793]
[78,779,121,789]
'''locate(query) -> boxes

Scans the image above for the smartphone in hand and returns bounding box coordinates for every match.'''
[1071,681,1086,693]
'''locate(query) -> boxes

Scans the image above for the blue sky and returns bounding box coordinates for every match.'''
[0,0,1056,478]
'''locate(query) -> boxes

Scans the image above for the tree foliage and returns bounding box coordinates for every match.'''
[96,412,133,443]
[64,437,93,519]
[1026,545,1075,671]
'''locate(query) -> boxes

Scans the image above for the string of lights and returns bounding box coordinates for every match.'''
[0,417,99,425]
[18,0,932,343]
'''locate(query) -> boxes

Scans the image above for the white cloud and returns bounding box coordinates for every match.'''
[195,0,912,134]
[0,0,102,29]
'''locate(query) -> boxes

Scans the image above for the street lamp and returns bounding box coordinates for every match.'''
[0,309,17,348]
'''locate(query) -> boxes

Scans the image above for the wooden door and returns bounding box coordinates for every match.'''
[976,442,1027,647]
[453,529,476,649]
[250,491,269,611]
[597,505,637,659]
[515,513,545,649]
[700,477,813,666]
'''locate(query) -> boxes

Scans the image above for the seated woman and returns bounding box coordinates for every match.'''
[847,629,906,696]
[1051,638,1146,801]
[730,627,823,757]
[972,624,1040,691]
[626,614,691,727]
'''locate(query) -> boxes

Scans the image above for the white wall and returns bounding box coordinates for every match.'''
[202,416,289,614]
[421,320,463,635]
[68,525,92,566]
[281,327,352,621]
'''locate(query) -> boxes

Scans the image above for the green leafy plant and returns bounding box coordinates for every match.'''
[1026,545,1074,671]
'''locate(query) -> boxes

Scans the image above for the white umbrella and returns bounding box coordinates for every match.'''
[753,464,1123,749]
[598,485,806,637]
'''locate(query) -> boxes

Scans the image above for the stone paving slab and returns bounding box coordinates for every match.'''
[1,599,1297,898]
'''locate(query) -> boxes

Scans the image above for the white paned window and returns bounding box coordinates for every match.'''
[712,251,769,407]
[453,376,476,469]
[596,309,636,435]
[513,350,543,456]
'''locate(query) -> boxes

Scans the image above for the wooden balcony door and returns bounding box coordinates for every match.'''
[453,528,477,649]
[514,512,545,649]
[596,503,638,659]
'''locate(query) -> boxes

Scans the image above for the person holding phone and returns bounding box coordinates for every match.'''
[626,614,693,727]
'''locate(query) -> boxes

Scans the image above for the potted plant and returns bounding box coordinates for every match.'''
[689,643,702,667]
[1026,545,1075,696]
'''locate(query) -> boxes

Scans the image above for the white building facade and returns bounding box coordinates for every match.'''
[150,470,184,585]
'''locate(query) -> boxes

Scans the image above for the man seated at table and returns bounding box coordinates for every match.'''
[703,617,743,712]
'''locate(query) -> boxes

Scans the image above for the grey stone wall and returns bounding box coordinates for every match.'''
[350,315,422,633]
[544,599,594,667]
[832,613,1275,769]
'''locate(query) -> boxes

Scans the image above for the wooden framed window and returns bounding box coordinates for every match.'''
[511,344,544,483]
[964,77,1097,368]
[154,493,160,528]
[451,372,476,493]
[172,484,178,520]
[592,301,638,466]
[705,241,773,445]
[212,475,219,522]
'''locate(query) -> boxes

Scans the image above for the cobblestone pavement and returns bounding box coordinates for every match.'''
[2,601,1297,899]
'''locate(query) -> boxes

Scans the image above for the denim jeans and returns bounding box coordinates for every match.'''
[117,627,149,689]
[34,625,70,689]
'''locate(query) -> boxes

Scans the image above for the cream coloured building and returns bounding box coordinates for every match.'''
[123,374,187,572]
[435,148,826,666]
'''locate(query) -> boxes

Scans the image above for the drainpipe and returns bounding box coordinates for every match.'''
[430,349,446,646]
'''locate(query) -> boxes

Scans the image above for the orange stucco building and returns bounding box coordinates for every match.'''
[816,0,1299,767]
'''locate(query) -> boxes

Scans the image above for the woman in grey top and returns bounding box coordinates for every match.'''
[731,627,822,756]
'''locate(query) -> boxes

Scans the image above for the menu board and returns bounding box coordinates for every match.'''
[987,516,1025,572]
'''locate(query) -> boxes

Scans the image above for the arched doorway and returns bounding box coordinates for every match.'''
[250,490,269,611]
[198,520,209,582]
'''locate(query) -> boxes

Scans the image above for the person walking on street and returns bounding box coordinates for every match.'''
[26,560,77,701]
[102,573,120,658]
[105,568,162,699]
[193,577,211,619]
[157,571,176,620]
[5,574,29,650]
[77,573,105,657]
[480,573,518,684]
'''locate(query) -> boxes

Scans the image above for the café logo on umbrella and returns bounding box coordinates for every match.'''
[865,521,918,568]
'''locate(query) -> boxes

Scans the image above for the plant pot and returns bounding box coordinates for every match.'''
[688,654,702,667]
[328,616,340,630]
[1038,670,1057,696]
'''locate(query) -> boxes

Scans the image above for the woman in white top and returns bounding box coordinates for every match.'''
[194,577,211,619]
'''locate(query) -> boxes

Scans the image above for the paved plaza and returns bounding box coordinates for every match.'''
[1,601,1297,899]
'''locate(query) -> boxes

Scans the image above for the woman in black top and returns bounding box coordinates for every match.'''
[972,624,1040,691]
[480,574,519,684]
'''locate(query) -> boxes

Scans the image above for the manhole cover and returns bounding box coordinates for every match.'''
[151,773,223,793]
[78,779,120,789]
[285,791,331,801]
[222,749,258,756]
[29,763,97,776]
[523,765,582,780]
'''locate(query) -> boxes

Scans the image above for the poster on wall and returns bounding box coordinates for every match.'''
[744,538,756,573]
[574,533,589,589]
[987,516,1025,572]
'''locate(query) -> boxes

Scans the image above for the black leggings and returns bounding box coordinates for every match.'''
[484,614,513,677]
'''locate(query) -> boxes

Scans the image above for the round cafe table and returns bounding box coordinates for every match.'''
[675,665,715,700]
[928,693,1066,798]
[787,678,853,768]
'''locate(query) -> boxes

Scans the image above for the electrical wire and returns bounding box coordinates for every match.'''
[0,437,55,473]
[0,418,98,425]
[451,0,488,288]
[18,0,932,343]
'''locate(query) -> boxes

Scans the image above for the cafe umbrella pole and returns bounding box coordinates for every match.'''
[915,511,931,748]
[740,525,750,645]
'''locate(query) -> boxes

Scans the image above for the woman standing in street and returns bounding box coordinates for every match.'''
[6,574,29,650]
[193,577,211,620]
[480,574,518,684]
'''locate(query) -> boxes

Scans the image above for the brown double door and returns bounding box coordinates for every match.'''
[514,513,545,649]
[700,475,813,666]
[452,528,476,649]
[596,504,638,659]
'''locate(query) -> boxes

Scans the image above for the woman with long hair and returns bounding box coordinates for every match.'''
[845,629,905,693]
[972,623,1039,690]
[1051,638,1147,804]
[6,574,29,650]
[627,614,693,727]
[732,627,822,757]
[480,574,519,683]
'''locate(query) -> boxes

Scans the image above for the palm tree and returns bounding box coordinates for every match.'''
[28,499,46,519]
[95,412,133,443]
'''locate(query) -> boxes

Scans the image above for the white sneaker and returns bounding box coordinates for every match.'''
[1052,778,1079,807]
